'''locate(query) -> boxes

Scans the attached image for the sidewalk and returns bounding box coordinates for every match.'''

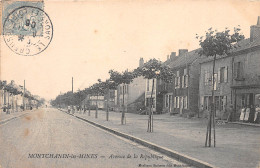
[70,110,260,168]
[0,110,33,125]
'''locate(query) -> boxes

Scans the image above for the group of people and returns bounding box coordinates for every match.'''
[67,105,88,114]
[239,105,260,124]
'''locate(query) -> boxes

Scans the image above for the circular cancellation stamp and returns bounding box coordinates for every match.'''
[3,6,53,56]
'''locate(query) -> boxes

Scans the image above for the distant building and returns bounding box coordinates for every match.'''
[89,95,105,109]
[115,58,146,113]
[104,89,116,111]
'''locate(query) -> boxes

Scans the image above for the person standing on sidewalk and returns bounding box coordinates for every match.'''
[249,105,255,123]
[254,105,260,124]
[239,106,246,122]
[244,106,250,122]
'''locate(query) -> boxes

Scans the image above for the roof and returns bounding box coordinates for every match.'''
[199,38,260,64]
[166,49,200,69]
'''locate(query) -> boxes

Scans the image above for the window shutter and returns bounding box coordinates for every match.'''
[178,77,180,88]
[218,68,221,83]
[177,97,179,108]
[182,76,184,88]
[240,62,244,78]
[214,74,217,90]
[180,97,183,109]
[234,62,238,79]
[174,78,177,88]
[224,66,228,82]
[174,97,176,108]
[186,75,189,87]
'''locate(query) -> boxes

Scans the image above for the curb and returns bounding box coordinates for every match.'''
[228,122,260,127]
[59,109,217,168]
[0,113,29,125]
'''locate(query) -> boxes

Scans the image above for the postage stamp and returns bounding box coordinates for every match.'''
[2,2,53,56]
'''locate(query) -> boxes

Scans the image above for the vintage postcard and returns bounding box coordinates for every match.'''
[0,0,260,168]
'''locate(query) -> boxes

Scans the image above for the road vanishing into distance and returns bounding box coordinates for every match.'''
[0,108,191,168]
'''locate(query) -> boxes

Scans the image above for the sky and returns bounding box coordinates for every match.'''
[1,0,260,100]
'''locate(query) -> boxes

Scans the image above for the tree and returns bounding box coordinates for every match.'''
[196,27,244,147]
[134,59,175,132]
[89,79,106,118]
[109,69,135,125]
[103,79,118,121]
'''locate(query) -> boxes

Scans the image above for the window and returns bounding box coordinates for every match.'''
[179,97,182,109]
[165,95,169,108]
[204,96,208,110]
[234,62,244,80]
[125,85,128,94]
[176,97,179,108]
[181,76,184,88]
[215,96,220,110]
[204,70,210,86]
[183,69,189,88]
[174,97,177,108]
[218,67,228,83]
[220,96,227,111]
[184,75,188,87]
[211,73,218,90]
[175,71,180,88]
[183,96,188,109]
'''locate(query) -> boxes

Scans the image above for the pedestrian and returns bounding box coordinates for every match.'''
[68,106,71,113]
[254,105,260,124]
[248,104,255,123]
[244,106,250,122]
[239,106,246,122]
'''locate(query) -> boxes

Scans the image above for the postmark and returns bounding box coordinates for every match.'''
[3,6,53,56]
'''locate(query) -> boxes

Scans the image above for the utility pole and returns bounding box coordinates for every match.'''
[23,80,25,111]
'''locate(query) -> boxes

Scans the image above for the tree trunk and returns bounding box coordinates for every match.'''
[95,94,98,118]
[7,93,10,114]
[205,54,217,147]
[88,105,90,116]
[106,90,109,121]
[121,85,125,125]
[147,79,154,132]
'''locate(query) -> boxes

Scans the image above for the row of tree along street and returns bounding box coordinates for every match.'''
[0,80,45,114]
[51,27,244,146]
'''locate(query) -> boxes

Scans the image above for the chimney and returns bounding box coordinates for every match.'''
[139,57,144,67]
[250,16,260,42]
[178,49,188,56]
[170,52,176,60]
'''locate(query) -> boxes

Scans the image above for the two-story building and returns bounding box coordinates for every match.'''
[115,58,147,113]
[231,17,260,122]
[199,17,260,121]
[199,53,232,119]
[168,49,200,117]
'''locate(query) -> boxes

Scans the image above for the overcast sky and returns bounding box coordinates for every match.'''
[1,0,260,100]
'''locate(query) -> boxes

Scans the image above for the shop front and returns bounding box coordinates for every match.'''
[233,87,260,123]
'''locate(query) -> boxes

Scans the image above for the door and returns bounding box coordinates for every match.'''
[169,95,172,113]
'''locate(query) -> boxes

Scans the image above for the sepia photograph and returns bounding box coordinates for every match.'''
[0,0,260,167]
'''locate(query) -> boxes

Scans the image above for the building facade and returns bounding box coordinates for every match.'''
[231,18,260,122]
[168,49,200,117]
[199,55,232,119]
[199,17,260,122]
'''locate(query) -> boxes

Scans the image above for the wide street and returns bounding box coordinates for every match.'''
[0,108,189,168]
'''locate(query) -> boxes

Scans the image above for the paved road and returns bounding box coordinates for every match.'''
[0,108,190,168]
